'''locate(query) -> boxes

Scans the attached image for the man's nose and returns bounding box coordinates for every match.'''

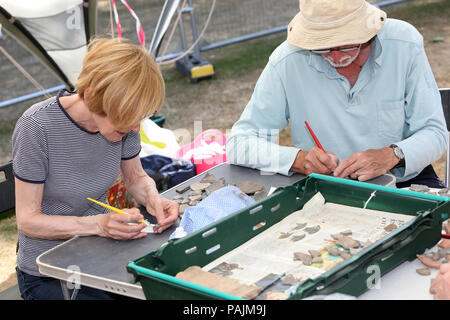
[330,50,342,61]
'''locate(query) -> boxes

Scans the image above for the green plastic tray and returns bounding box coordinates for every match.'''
[127,174,450,300]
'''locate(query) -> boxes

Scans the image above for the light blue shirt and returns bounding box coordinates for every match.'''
[226,19,447,182]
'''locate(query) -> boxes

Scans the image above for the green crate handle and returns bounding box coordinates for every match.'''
[127,262,244,300]
[309,173,450,202]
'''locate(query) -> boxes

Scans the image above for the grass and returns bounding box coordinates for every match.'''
[0,212,17,243]
[0,120,15,137]
[0,212,17,292]
[385,0,450,21]
[161,32,284,88]
[209,35,284,77]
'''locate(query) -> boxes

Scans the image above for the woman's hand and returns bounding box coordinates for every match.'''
[96,208,147,240]
[145,193,179,234]
[120,156,179,233]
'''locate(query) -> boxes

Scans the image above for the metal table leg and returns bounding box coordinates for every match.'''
[60,280,79,300]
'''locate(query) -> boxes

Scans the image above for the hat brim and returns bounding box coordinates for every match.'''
[287,3,387,50]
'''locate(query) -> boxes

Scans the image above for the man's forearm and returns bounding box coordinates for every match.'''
[226,134,300,176]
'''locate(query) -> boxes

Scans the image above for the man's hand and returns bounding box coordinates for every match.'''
[145,193,179,234]
[430,263,450,300]
[96,208,147,240]
[333,147,398,181]
[291,147,339,175]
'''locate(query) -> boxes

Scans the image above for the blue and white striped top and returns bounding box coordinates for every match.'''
[12,90,141,276]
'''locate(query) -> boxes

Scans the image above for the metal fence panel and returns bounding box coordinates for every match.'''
[0,0,408,106]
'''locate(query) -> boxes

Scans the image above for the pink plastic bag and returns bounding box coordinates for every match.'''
[176,129,227,174]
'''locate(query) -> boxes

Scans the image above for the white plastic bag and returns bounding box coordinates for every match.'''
[139,118,180,158]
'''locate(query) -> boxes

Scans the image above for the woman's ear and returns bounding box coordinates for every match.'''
[83,87,90,105]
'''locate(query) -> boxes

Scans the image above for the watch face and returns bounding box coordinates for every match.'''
[394,147,404,159]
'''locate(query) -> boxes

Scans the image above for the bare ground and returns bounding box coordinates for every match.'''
[0,0,449,292]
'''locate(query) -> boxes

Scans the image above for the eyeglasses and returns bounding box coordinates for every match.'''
[311,44,361,54]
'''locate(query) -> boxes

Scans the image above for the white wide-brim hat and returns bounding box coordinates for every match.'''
[287,0,387,50]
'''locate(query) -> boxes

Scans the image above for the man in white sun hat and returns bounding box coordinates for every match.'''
[226,0,447,188]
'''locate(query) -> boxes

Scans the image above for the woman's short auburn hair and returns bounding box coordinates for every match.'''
[76,38,165,131]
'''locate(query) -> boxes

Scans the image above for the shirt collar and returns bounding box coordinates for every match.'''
[371,35,383,67]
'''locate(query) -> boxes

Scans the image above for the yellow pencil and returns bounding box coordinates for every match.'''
[87,197,147,224]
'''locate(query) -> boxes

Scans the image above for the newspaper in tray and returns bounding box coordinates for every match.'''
[202,192,415,299]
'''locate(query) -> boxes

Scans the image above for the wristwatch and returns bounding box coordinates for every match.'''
[390,144,405,168]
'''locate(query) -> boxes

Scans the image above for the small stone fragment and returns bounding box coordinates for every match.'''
[326,246,340,257]
[438,187,450,195]
[281,274,297,285]
[290,233,306,242]
[173,195,184,200]
[293,222,307,230]
[311,257,323,264]
[409,184,429,193]
[200,172,216,184]
[331,233,344,241]
[417,254,442,269]
[176,185,190,194]
[181,198,190,204]
[384,224,397,232]
[445,222,450,235]
[150,223,160,233]
[293,274,303,282]
[237,180,264,195]
[304,225,320,234]
[430,278,437,295]
[341,230,352,236]
[363,240,373,248]
[293,252,312,265]
[173,198,184,204]
[336,236,360,249]
[278,232,292,239]
[416,268,431,276]
[308,250,321,258]
[433,249,446,261]
[188,194,203,202]
[339,251,352,260]
[252,190,266,202]
[179,204,189,215]
[438,193,450,198]
[188,190,202,197]
[265,291,289,300]
[205,178,226,195]
[189,200,200,206]
[350,248,362,255]
[190,182,211,191]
